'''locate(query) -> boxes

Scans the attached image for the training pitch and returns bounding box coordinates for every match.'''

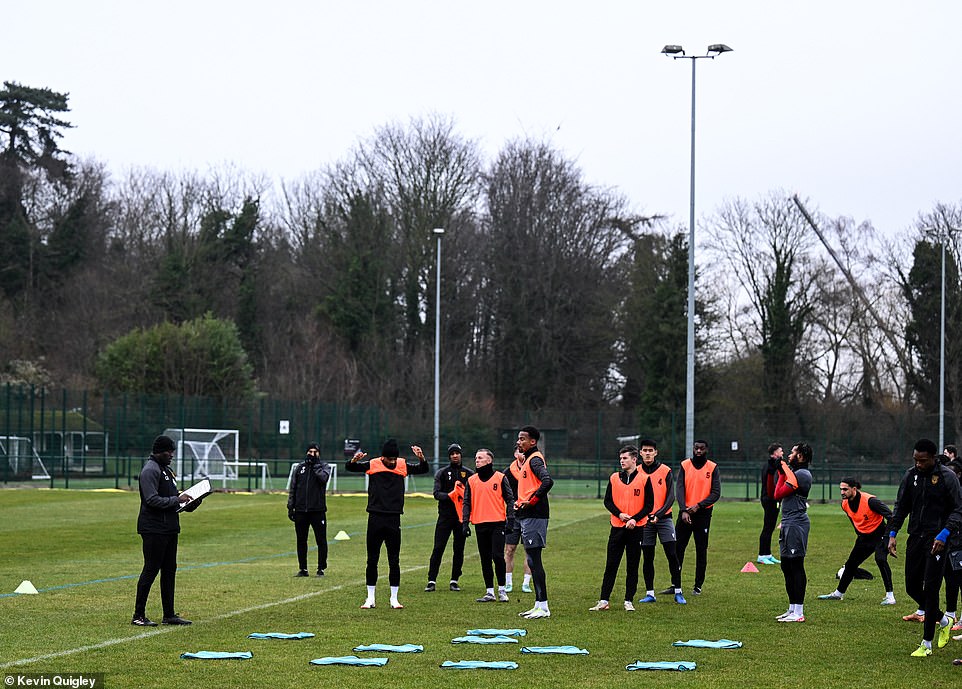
[0,490,958,688]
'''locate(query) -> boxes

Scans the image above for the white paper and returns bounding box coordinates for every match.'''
[177,478,211,511]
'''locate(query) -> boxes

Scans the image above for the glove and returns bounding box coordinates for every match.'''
[462,523,471,537]
[288,509,296,522]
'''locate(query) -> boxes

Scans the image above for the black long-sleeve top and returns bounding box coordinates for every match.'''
[345,455,429,515]
[890,463,962,538]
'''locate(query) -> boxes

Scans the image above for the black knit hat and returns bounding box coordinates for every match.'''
[447,443,462,457]
[307,442,319,451]
[381,438,400,458]
[152,435,176,454]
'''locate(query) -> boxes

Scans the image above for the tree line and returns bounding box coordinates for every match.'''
[1,82,959,455]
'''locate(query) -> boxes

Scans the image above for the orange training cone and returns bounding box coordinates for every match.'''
[741,562,760,573]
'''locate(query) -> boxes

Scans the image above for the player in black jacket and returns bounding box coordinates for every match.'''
[287,442,331,577]
[131,435,203,627]
[888,438,962,657]
[425,443,473,592]
[346,438,429,609]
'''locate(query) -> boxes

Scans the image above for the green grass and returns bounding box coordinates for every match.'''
[0,489,958,687]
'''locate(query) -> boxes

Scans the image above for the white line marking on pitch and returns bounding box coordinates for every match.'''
[1,514,595,669]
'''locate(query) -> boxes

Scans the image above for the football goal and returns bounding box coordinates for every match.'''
[0,435,51,480]
[164,428,240,486]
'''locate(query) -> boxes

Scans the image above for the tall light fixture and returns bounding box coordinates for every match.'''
[661,43,732,454]
[927,225,960,451]
[433,227,445,469]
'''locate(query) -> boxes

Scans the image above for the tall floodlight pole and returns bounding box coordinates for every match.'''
[433,227,445,468]
[661,43,732,454]
[928,225,960,450]
[941,236,946,451]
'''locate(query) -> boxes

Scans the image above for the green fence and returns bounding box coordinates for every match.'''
[0,383,932,498]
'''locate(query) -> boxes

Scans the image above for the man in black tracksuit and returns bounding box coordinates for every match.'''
[287,442,331,577]
[425,443,473,592]
[888,438,962,656]
[132,434,203,627]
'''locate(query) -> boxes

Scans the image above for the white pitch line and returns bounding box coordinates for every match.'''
[1,513,596,669]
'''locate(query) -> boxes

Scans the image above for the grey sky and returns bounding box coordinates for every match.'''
[5,1,960,238]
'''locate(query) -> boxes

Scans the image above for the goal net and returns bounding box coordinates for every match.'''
[0,435,52,480]
[164,428,239,482]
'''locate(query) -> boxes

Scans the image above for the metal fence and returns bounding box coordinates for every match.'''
[0,383,931,498]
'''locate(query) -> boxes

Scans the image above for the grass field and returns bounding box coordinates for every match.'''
[1,489,959,688]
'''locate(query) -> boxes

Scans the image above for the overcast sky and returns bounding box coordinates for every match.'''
[5,1,960,239]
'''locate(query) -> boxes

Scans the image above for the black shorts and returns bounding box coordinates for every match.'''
[505,518,522,546]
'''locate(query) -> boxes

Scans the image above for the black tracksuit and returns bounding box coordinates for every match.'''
[427,461,474,583]
[134,455,200,619]
[346,455,429,586]
[287,455,331,572]
[890,462,962,642]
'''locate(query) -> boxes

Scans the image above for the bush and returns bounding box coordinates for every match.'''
[95,313,255,399]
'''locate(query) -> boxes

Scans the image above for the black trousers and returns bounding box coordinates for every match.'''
[676,509,713,588]
[474,522,507,588]
[905,533,947,642]
[759,499,780,557]
[838,526,892,593]
[293,511,328,571]
[366,513,402,587]
[135,532,178,618]
[599,525,642,602]
[427,513,466,582]
[643,541,681,590]
[781,555,807,604]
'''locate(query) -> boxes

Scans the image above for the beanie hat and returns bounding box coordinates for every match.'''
[447,443,462,457]
[307,442,319,451]
[381,438,400,458]
[152,435,176,454]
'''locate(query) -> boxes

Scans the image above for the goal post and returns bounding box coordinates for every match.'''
[163,428,239,486]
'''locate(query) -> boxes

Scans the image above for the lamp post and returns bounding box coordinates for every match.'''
[926,225,960,451]
[433,227,445,469]
[661,43,732,454]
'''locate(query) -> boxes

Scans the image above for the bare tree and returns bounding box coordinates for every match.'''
[706,192,819,428]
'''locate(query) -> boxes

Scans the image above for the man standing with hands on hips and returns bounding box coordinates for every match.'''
[287,442,331,577]
[514,426,554,619]
[132,434,203,627]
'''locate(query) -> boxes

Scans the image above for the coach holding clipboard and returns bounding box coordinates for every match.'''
[131,434,204,627]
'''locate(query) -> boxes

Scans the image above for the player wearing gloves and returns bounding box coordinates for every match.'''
[287,442,331,577]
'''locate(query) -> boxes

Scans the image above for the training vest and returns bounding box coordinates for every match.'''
[645,463,672,515]
[842,491,884,534]
[516,451,546,503]
[366,457,409,476]
[448,481,465,521]
[681,458,717,508]
[467,472,507,524]
[609,471,646,527]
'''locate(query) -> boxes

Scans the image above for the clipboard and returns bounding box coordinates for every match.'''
[177,478,212,511]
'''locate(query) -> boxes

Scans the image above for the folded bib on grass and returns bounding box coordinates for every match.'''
[626,661,697,671]
[672,639,742,649]
[441,660,519,670]
[310,655,388,667]
[180,651,253,660]
[451,635,518,644]
[520,645,588,655]
[248,632,315,640]
[467,628,527,637]
[353,643,424,653]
